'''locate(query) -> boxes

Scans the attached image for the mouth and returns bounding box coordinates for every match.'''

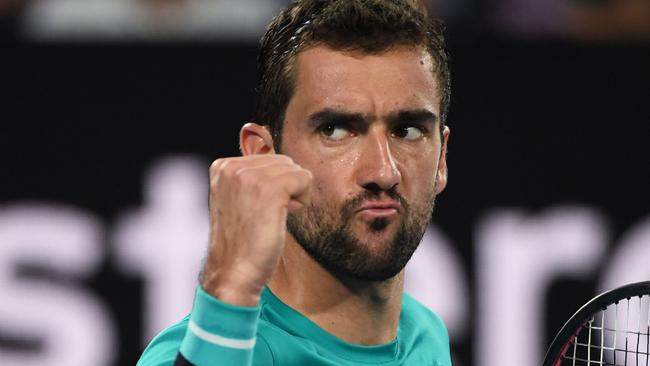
[355,200,402,218]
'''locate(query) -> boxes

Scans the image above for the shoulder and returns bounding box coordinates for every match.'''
[400,292,451,364]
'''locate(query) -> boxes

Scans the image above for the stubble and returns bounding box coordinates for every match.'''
[286,185,436,281]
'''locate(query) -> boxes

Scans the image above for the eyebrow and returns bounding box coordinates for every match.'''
[306,108,438,127]
[306,109,369,127]
[386,109,438,127]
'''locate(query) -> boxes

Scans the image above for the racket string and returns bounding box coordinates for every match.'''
[558,295,650,366]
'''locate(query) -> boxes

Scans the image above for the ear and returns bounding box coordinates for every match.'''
[434,125,450,194]
[239,123,276,156]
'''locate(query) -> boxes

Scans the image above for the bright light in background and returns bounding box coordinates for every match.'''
[22,0,284,40]
[0,204,116,366]
[16,0,650,41]
[114,156,209,343]
[490,0,650,40]
[476,207,608,366]
[599,216,650,292]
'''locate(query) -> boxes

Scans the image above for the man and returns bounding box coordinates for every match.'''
[138,0,452,365]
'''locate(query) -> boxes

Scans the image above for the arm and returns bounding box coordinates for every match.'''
[138,123,311,366]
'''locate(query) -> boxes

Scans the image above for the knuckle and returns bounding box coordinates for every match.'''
[300,168,313,180]
[220,161,238,179]
[276,154,294,164]
[209,161,224,186]
[210,158,225,172]
[288,168,311,184]
[234,166,253,184]
[210,159,241,188]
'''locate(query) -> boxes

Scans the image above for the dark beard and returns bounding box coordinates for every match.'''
[286,187,435,281]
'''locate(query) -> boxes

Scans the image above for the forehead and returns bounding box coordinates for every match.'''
[288,45,441,117]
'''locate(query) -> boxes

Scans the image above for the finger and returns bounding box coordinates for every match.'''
[233,164,312,205]
[278,168,313,208]
[210,154,293,175]
[209,155,295,185]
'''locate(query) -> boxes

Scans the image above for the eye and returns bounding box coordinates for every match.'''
[320,124,351,141]
[393,126,424,140]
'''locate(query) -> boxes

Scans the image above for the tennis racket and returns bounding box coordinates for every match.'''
[543,281,650,366]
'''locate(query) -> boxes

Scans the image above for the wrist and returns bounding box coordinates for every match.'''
[201,268,264,307]
[208,285,262,307]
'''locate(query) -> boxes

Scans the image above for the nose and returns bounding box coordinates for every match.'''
[356,127,402,191]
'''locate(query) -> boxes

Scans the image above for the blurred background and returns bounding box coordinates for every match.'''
[0,0,649,365]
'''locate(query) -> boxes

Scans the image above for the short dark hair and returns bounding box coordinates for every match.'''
[254,0,450,150]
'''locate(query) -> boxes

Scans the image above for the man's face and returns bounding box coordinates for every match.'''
[279,45,449,281]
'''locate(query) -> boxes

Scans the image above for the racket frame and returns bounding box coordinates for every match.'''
[543,281,650,366]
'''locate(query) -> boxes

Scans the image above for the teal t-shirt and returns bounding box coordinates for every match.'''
[138,286,451,366]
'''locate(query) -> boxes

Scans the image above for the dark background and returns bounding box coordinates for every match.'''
[1,0,650,359]
[2,38,649,365]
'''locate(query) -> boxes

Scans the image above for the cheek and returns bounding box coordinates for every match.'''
[401,153,439,190]
[311,168,340,195]
[396,149,438,174]
[307,161,355,204]
[303,150,359,184]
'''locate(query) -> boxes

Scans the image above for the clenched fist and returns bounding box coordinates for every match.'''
[201,153,312,307]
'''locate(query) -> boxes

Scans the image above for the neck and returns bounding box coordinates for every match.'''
[267,241,404,345]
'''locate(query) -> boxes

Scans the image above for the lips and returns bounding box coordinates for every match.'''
[355,200,402,217]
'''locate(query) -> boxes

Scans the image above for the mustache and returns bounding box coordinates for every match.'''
[340,187,410,220]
